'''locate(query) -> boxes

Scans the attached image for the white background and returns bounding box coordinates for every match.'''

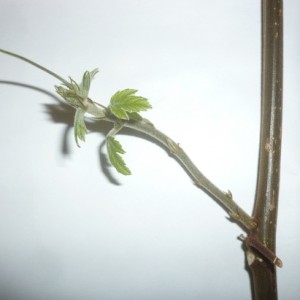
[0,1,299,299]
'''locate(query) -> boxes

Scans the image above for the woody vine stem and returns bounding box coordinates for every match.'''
[0,0,283,298]
[248,0,283,299]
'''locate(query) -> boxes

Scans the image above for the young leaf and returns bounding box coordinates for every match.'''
[127,112,143,121]
[89,68,99,80]
[56,69,99,107]
[79,68,98,98]
[109,89,152,120]
[74,108,87,147]
[79,71,91,98]
[56,85,84,108]
[106,136,131,175]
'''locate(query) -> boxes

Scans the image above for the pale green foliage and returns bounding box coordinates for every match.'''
[56,69,99,147]
[55,68,99,108]
[109,89,152,120]
[105,89,152,174]
[106,136,131,175]
[126,111,143,121]
[74,108,88,147]
[56,73,151,174]
[0,49,148,176]
[56,83,84,108]
[79,69,99,98]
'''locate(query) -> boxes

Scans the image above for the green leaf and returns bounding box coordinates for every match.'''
[127,112,143,121]
[68,78,80,94]
[79,71,91,98]
[74,108,87,147]
[56,86,84,108]
[79,68,99,98]
[89,68,99,80]
[106,136,131,175]
[109,89,152,120]
[56,69,99,107]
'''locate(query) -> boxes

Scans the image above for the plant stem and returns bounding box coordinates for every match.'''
[248,0,283,299]
[0,49,257,231]
[0,49,70,87]
[0,1,285,296]
[99,114,257,230]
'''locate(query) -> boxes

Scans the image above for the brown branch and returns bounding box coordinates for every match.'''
[247,0,283,299]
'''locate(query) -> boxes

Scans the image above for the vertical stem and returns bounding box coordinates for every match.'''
[250,0,283,299]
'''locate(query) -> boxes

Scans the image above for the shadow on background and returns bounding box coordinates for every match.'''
[0,80,170,185]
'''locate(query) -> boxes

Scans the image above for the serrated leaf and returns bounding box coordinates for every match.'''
[109,89,152,120]
[110,105,129,120]
[74,108,87,147]
[106,136,131,175]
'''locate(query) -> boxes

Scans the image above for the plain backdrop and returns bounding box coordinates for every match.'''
[0,1,299,299]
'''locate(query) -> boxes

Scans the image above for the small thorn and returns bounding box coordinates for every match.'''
[274,257,283,268]
[226,190,233,199]
[238,234,246,241]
